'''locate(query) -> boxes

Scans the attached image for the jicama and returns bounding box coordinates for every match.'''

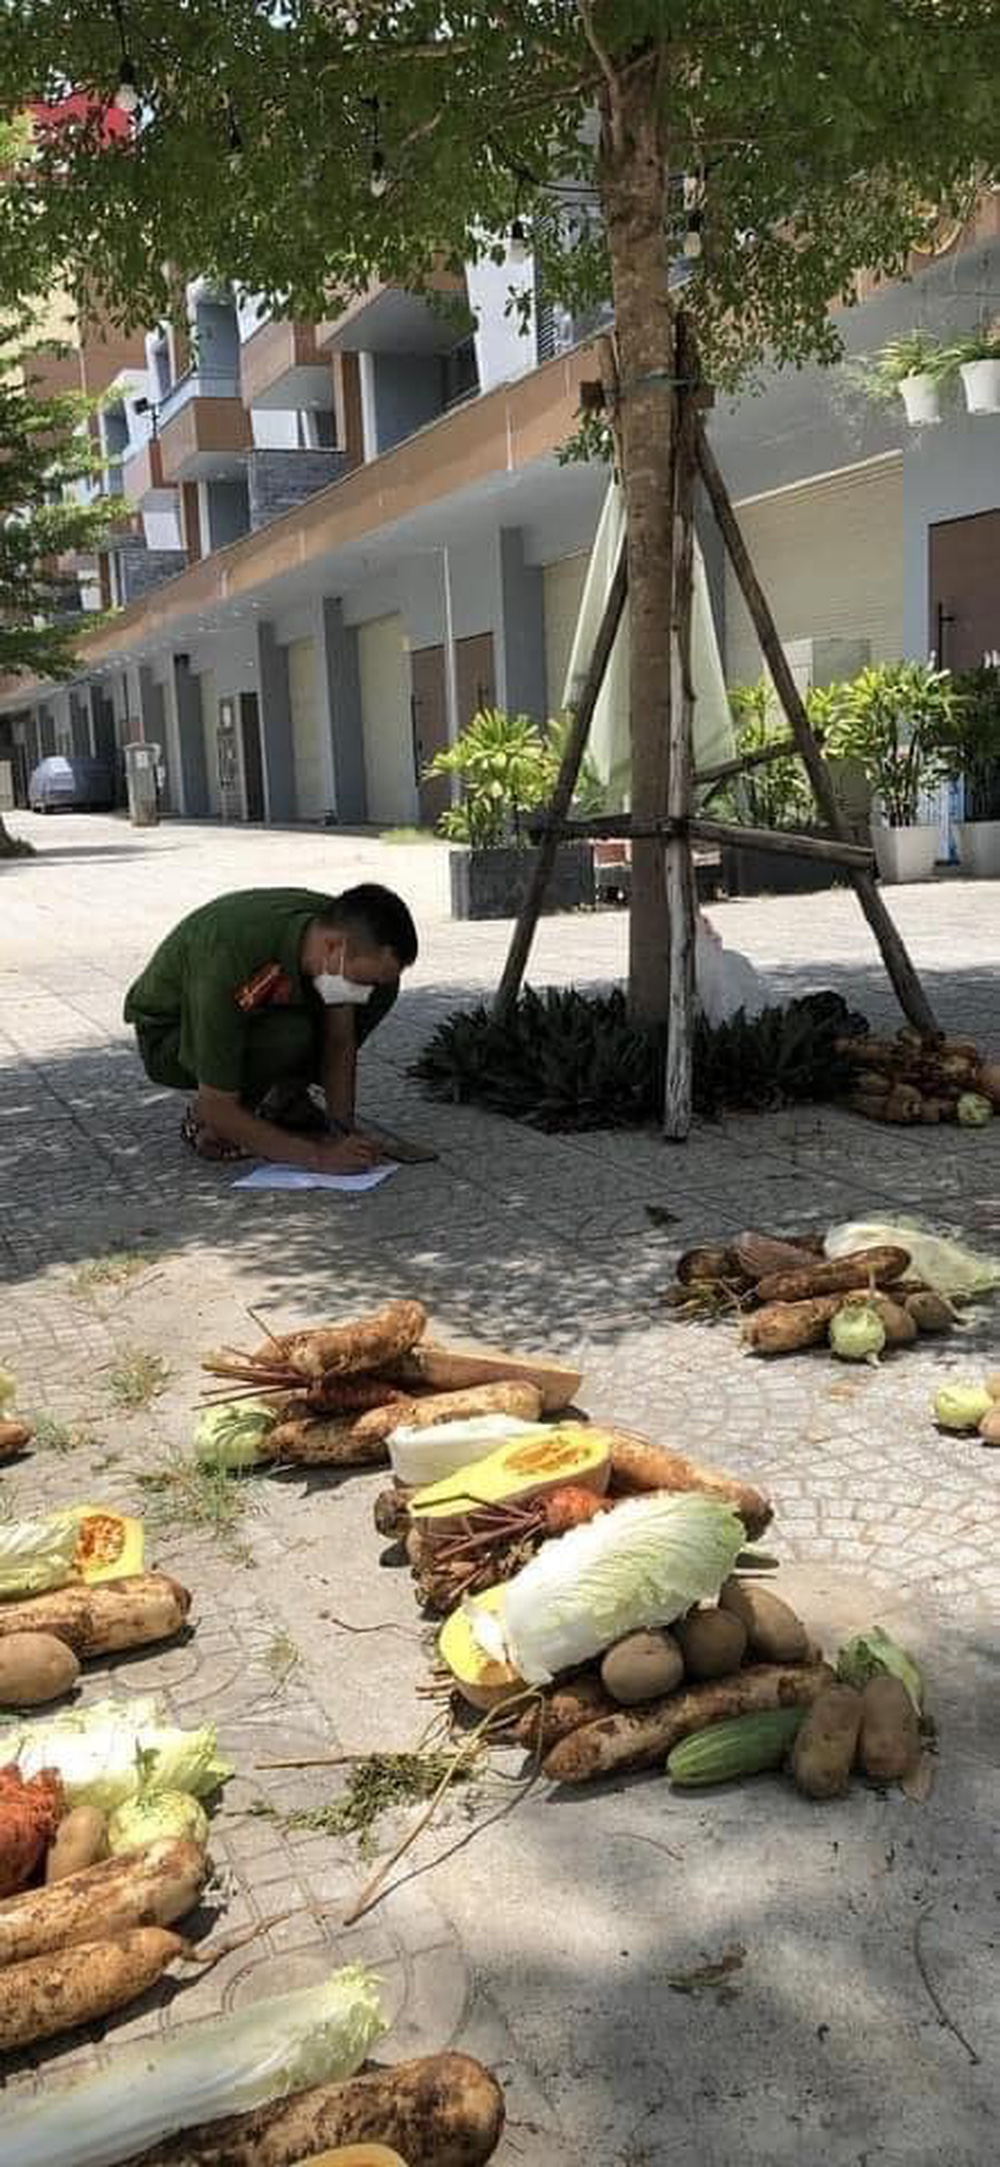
[470,1492,745,1685]
[1,1965,386,2167]
[544,1662,833,1781]
[7,1694,230,1810]
[0,1572,190,1655]
[0,1835,207,1963]
[118,2052,505,2167]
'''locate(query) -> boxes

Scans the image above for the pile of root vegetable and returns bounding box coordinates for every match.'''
[840,1025,999,1127]
[661,1226,979,1360]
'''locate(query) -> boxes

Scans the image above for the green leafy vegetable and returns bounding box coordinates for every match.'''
[837,1628,924,1711]
[6,1696,231,1811]
[107,1788,210,1854]
[1,1964,385,2167]
[193,1399,278,1469]
[0,1508,81,1598]
[475,1493,745,1684]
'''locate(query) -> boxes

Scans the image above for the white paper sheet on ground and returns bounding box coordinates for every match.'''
[232,1162,399,1192]
[560,476,736,801]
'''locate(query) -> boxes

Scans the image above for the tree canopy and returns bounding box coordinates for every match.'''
[0,4,995,383]
[0,312,114,682]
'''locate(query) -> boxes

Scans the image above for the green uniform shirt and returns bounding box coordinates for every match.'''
[124,888,332,1094]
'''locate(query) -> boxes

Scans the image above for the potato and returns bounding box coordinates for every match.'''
[674,1608,747,1680]
[791,1683,862,1799]
[979,1407,1000,1447]
[600,1630,683,1705]
[985,1373,1000,1401]
[867,1294,918,1345]
[905,1291,954,1333]
[45,1805,107,1884]
[0,1631,80,1706]
[719,1578,809,1663]
[858,1676,919,1782]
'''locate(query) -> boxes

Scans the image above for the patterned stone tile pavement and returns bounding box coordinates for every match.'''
[0,812,997,2164]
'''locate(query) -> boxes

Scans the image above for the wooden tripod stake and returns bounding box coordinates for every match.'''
[495,313,938,1138]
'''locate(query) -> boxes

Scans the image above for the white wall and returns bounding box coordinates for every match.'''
[466,244,536,391]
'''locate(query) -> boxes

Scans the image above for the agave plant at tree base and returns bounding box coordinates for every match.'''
[411,988,868,1132]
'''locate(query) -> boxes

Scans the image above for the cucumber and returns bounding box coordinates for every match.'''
[667,1706,806,1786]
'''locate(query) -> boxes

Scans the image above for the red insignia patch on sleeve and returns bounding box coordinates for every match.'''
[235,963,293,1012]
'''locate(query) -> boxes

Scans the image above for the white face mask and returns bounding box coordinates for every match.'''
[314,970,374,1008]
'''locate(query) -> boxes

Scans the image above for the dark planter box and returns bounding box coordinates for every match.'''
[720,837,844,898]
[450,842,595,920]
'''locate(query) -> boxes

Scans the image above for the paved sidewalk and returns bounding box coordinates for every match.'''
[0,812,997,2164]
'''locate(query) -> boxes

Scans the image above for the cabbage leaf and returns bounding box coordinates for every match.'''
[837,1627,923,1711]
[108,1788,210,1853]
[194,1398,277,1469]
[478,1492,745,1683]
[5,1695,232,1810]
[389,1412,550,1486]
[0,1508,82,1598]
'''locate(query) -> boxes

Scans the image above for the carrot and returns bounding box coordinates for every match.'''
[286,1301,427,1381]
[608,1432,773,1541]
[130,2051,505,2167]
[0,1766,63,1898]
[0,1836,207,1966]
[754,1245,910,1303]
[544,1662,833,1783]
[739,1296,842,1355]
[0,1573,190,1656]
[0,1924,184,2047]
[542,1486,613,1534]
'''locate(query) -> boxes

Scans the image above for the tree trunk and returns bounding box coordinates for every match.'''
[597,59,675,1028]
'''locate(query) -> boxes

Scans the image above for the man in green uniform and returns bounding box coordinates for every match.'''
[124,883,418,1170]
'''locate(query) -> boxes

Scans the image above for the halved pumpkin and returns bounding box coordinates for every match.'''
[294,2150,409,2166]
[410,1423,611,1541]
[439,1584,523,1712]
[72,1507,144,1584]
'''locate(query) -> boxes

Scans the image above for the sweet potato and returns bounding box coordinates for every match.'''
[791,1683,862,1799]
[397,1341,582,1414]
[286,1301,427,1381]
[979,1406,1000,1447]
[544,1663,833,1782]
[0,1924,184,2047]
[44,1805,107,1884]
[373,1485,412,1538]
[270,1417,389,1467]
[0,1836,207,1963]
[0,1631,80,1705]
[349,1380,544,1451]
[0,1572,190,1656]
[719,1578,809,1662]
[676,1246,739,1286]
[608,1432,772,1541]
[863,1293,918,1346]
[858,1676,920,1781]
[130,2052,505,2167]
[754,1246,910,1303]
[740,1296,842,1355]
[733,1231,818,1277]
[674,1608,747,1680]
[905,1290,955,1333]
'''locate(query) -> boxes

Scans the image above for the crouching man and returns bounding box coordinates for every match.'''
[124,882,418,1169]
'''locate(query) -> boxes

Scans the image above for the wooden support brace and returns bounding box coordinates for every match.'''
[695,425,938,1038]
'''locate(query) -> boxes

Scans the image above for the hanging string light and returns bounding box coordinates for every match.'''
[110,0,141,115]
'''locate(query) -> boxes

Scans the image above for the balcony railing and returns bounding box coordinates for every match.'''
[156,367,242,428]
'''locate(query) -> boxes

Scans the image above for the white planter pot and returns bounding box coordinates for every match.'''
[899,372,941,426]
[873,823,939,883]
[957,819,1000,877]
[960,359,1000,414]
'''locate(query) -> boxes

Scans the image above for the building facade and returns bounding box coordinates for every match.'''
[2,196,998,827]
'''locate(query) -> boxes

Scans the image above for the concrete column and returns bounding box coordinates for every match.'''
[498,526,546,721]
[256,619,296,823]
[159,665,186,815]
[69,691,91,756]
[318,597,367,822]
[172,654,210,815]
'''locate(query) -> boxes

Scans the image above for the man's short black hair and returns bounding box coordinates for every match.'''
[318,884,418,969]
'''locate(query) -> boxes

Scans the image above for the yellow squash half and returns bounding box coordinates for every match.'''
[72,1507,144,1584]
[439,1584,523,1711]
[409,1423,611,1542]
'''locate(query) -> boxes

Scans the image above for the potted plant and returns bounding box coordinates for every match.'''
[714,680,839,895]
[852,330,947,426]
[821,661,955,882]
[946,322,1000,414]
[429,707,601,919]
[936,664,1000,876]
